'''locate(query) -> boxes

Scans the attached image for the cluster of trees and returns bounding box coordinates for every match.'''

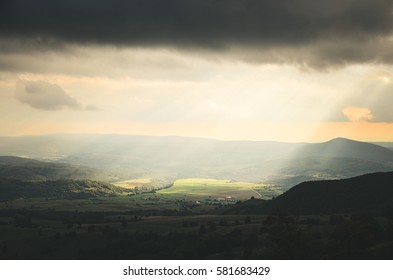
[130,180,174,195]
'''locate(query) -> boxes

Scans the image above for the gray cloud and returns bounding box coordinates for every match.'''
[1,0,393,68]
[354,83,393,122]
[85,104,99,111]
[329,76,393,122]
[15,80,83,110]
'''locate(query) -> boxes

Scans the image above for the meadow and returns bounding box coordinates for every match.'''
[158,178,282,201]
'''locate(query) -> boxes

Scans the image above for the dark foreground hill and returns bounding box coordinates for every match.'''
[229,171,393,216]
[271,171,393,215]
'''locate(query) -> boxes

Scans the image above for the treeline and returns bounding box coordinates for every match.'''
[129,179,174,195]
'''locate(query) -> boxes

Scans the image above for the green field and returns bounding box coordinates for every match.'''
[158,178,280,200]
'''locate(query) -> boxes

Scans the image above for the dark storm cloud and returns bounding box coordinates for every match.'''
[1,0,391,46]
[1,0,393,67]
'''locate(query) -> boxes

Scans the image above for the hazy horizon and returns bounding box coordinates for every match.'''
[1,132,393,144]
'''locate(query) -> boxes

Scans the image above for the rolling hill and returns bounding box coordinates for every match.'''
[262,156,393,187]
[0,156,118,182]
[374,142,393,152]
[298,137,393,162]
[1,134,393,186]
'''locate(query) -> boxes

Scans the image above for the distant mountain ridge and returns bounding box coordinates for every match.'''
[298,137,393,162]
[1,134,393,185]
[373,142,393,152]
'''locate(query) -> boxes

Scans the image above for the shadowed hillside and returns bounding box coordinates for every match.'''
[0,178,126,201]
[298,138,393,162]
[268,171,393,215]
[226,171,393,216]
[0,156,117,182]
[271,171,393,215]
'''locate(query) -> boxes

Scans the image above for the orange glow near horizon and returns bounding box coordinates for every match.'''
[310,122,393,142]
[1,120,393,143]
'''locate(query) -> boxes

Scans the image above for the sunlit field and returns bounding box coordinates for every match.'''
[158,178,282,201]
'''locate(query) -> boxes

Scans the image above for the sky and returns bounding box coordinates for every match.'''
[1,0,393,142]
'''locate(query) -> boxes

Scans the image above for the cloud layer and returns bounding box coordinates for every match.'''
[15,80,82,110]
[1,0,393,67]
[342,106,375,122]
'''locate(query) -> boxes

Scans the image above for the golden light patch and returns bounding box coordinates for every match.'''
[342,106,375,122]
